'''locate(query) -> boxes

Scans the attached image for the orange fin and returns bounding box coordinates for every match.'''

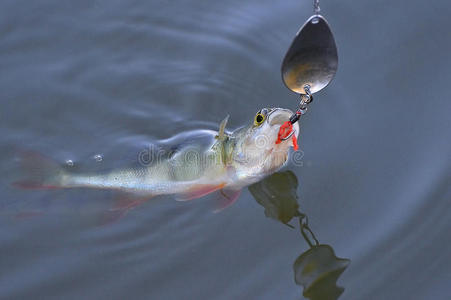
[176,183,226,201]
[99,193,152,226]
[12,150,62,189]
[213,188,241,213]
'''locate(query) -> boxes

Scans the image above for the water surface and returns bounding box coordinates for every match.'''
[1,0,451,299]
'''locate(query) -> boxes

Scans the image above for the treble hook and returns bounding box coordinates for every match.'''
[279,85,313,142]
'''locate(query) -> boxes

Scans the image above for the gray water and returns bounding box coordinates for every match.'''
[1,0,451,299]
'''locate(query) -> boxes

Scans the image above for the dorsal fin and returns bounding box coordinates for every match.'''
[216,115,229,141]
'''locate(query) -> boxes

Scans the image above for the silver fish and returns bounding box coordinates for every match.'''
[16,108,299,211]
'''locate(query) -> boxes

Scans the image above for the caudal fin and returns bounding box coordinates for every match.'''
[12,151,65,189]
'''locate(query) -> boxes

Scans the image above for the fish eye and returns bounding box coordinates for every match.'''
[254,112,265,126]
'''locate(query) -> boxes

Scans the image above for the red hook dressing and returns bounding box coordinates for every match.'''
[276,121,298,151]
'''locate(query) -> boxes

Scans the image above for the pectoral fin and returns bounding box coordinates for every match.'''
[176,183,227,201]
[213,188,241,213]
[99,193,153,225]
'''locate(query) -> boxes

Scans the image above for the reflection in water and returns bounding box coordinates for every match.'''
[248,170,301,226]
[294,245,349,300]
[249,171,350,300]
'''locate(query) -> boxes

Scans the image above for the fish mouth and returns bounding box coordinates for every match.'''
[266,108,299,141]
[267,108,294,126]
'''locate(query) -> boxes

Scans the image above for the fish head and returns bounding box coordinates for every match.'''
[231,108,300,179]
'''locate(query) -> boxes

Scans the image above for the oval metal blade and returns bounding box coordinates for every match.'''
[281,15,338,94]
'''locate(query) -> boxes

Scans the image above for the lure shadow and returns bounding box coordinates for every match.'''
[249,171,350,300]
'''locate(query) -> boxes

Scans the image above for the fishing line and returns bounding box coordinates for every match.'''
[314,0,320,14]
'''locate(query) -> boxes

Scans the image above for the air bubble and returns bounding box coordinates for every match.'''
[66,160,74,167]
[94,154,103,162]
[311,17,319,24]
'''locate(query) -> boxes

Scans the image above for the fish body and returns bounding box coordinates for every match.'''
[17,108,300,204]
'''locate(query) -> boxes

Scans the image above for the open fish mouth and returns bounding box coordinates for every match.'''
[266,108,299,141]
[268,108,295,126]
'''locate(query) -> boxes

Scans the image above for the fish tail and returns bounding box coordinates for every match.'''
[12,150,67,189]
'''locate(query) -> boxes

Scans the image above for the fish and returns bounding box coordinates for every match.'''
[14,108,300,217]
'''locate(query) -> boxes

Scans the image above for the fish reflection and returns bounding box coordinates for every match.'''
[249,171,350,300]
